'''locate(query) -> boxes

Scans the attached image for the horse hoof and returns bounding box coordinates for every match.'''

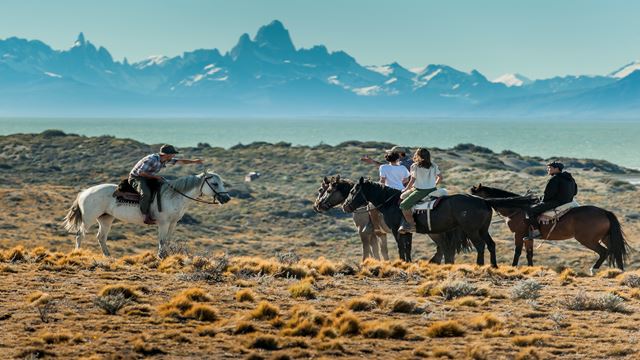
[590,267,599,276]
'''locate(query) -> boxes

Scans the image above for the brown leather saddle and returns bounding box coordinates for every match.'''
[113,178,163,211]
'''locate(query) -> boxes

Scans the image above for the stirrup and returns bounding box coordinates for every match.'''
[399,220,415,234]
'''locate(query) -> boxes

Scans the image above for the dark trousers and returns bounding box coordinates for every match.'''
[526,201,561,229]
[129,176,156,215]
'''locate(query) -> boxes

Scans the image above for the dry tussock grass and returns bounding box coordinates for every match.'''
[157,288,218,321]
[467,313,503,330]
[288,278,316,299]
[512,334,551,347]
[362,321,408,339]
[250,301,280,320]
[235,288,256,302]
[2,246,639,358]
[427,320,466,338]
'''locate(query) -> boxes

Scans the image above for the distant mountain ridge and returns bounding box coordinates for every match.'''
[0,20,638,117]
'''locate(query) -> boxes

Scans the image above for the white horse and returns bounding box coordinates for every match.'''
[62,171,231,257]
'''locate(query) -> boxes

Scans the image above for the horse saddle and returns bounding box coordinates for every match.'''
[113,178,163,212]
[413,188,449,211]
[538,200,580,224]
[113,179,141,202]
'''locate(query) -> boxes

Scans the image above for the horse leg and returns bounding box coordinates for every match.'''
[96,214,114,257]
[512,233,524,266]
[392,230,406,262]
[403,233,413,262]
[524,239,534,266]
[75,227,86,251]
[379,233,390,261]
[577,235,609,275]
[157,222,171,258]
[467,231,485,266]
[358,227,372,261]
[481,231,498,268]
[369,233,381,260]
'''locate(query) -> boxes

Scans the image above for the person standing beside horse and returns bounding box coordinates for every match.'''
[129,144,203,224]
[524,161,577,240]
[399,148,443,233]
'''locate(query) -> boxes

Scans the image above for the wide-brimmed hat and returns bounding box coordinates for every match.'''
[160,144,179,155]
[386,145,407,155]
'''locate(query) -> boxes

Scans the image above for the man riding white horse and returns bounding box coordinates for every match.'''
[129,144,203,224]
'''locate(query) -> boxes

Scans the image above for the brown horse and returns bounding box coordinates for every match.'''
[470,184,629,274]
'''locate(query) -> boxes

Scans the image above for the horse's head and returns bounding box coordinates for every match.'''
[470,183,489,198]
[342,177,368,213]
[314,175,351,212]
[201,171,231,204]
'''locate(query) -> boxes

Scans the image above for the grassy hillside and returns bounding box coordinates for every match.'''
[1,131,640,358]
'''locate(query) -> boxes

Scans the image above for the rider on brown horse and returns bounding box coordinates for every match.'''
[524,161,578,240]
[129,144,203,224]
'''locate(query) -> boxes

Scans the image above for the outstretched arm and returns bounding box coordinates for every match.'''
[174,159,204,165]
[360,155,383,166]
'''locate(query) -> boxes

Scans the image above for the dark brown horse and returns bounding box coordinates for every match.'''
[342,177,496,266]
[471,184,629,274]
[315,176,471,264]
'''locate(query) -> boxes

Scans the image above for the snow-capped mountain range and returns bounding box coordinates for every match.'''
[0,20,638,117]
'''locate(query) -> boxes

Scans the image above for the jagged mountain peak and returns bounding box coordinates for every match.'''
[74,32,86,47]
[254,19,295,53]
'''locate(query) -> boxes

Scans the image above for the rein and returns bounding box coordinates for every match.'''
[349,185,399,214]
[162,175,228,205]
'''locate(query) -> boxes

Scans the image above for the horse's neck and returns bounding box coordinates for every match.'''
[364,182,396,207]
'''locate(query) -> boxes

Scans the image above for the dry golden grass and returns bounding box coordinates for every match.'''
[235,289,256,302]
[250,301,280,320]
[288,278,316,299]
[511,334,551,347]
[427,320,466,338]
[1,247,639,358]
[467,313,503,330]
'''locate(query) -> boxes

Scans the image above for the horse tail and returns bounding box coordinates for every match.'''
[62,196,83,233]
[441,227,473,255]
[604,211,629,270]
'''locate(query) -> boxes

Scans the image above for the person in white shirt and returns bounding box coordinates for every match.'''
[399,148,443,233]
[379,151,410,190]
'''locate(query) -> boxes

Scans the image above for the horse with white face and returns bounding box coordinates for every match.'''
[62,171,230,258]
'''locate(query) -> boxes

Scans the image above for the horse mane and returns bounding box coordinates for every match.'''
[161,174,203,198]
[478,185,522,198]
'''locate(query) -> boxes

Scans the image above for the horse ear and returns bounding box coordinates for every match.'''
[359,176,364,184]
[336,174,340,182]
[478,183,482,188]
[323,176,329,184]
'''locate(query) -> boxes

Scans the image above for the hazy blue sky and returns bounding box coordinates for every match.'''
[1,0,638,79]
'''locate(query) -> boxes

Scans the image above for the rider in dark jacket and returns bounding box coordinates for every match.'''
[524,161,578,240]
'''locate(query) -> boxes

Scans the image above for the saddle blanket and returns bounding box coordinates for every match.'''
[413,188,448,211]
[538,200,580,223]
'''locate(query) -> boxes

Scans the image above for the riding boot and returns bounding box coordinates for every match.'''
[399,209,416,234]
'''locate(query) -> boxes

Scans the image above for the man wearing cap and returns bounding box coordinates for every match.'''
[361,146,413,171]
[129,144,203,224]
[524,161,578,240]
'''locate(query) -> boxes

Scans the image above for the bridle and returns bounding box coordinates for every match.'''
[345,184,398,214]
[162,174,229,205]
